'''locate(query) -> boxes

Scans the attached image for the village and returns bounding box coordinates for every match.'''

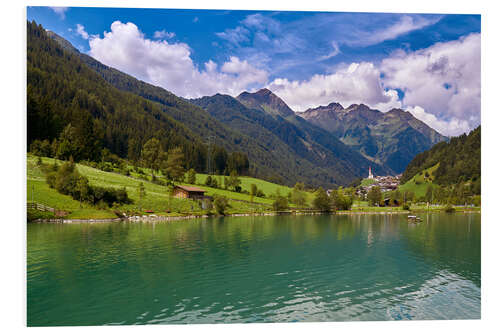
[355,166,402,200]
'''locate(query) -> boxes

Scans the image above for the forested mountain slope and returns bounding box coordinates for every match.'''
[191,93,385,186]
[401,126,480,187]
[29,21,210,170]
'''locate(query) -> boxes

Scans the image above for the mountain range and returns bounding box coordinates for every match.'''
[298,103,447,174]
[30,20,447,188]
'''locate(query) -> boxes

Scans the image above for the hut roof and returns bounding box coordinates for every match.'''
[174,185,206,193]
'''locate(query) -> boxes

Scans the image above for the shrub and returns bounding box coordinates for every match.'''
[272,194,289,211]
[444,204,456,213]
[151,175,166,186]
[331,190,353,210]
[30,139,53,157]
[91,186,132,207]
[313,187,331,212]
[45,171,57,188]
[213,195,230,215]
[27,209,55,222]
[42,160,132,207]
[402,204,410,211]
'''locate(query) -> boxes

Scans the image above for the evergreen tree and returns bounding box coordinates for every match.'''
[164,147,185,181]
[141,138,163,178]
[76,176,90,208]
[226,170,241,191]
[186,168,196,184]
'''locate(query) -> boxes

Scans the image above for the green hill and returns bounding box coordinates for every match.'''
[398,163,439,198]
[27,155,310,220]
[400,126,480,191]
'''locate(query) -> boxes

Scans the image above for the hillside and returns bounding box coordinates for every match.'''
[191,93,388,187]
[27,155,309,219]
[398,163,440,198]
[42,24,379,187]
[401,126,480,190]
[298,103,448,173]
[236,89,390,176]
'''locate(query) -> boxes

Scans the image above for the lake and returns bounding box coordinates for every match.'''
[27,213,481,326]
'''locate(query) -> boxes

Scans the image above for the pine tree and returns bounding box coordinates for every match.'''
[186,168,196,184]
[164,147,185,182]
[141,138,163,178]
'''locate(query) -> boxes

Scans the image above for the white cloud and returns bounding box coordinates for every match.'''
[269,34,480,136]
[50,7,68,19]
[381,33,481,134]
[406,106,471,136]
[349,15,441,47]
[318,42,340,61]
[153,30,175,39]
[268,62,399,112]
[216,26,250,46]
[88,21,268,98]
[76,24,88,40]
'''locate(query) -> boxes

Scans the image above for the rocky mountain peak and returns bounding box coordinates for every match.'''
[236,88,295,117]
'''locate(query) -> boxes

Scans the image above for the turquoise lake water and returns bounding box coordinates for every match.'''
[27,213,480,326]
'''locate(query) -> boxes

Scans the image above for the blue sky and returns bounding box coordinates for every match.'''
[27,7,480,136]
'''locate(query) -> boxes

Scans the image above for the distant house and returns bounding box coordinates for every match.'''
[172,185,206,200]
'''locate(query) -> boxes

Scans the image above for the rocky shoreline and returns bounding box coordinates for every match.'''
[31,211,326,223]
[29,209,479,224]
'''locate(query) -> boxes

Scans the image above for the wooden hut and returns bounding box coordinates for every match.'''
[172,185,206,200]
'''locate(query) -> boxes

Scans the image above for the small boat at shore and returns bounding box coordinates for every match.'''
[407,215,422,222]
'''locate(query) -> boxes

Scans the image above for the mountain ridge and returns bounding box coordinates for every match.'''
[297,102,448,173]
[190,92,389,187]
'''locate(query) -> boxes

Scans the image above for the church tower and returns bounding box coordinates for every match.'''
[368,166,374,179]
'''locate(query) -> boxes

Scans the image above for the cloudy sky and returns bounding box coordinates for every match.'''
[27,7,480,136]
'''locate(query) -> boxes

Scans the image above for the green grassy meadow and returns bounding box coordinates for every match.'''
[27,155,309,219]
[360,178,377,187]
[398,163,439,198]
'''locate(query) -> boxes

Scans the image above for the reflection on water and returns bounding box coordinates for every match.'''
[27,213,480,326]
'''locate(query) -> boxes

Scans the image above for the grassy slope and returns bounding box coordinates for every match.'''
[360,178,377,187]
[27,155,311,219]
[195,173,296,197]
[398,163,439,198]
